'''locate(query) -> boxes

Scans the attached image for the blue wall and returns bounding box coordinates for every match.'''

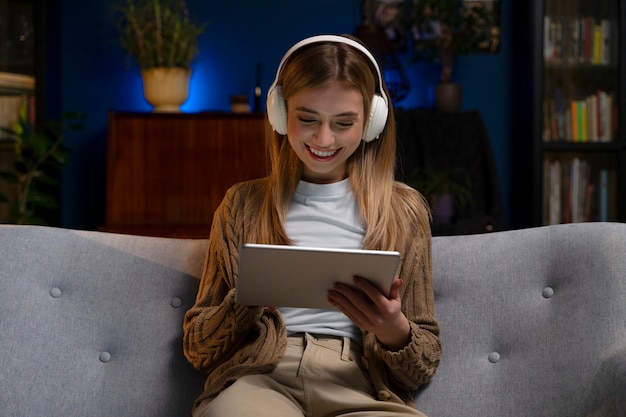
[56,0,512,230]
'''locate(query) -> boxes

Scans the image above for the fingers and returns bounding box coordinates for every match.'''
[328,298,366,329]
[350,276,402,306]
[388,277,403,300]
[328,276,411,351]
[351,276,387,304]
[327,276,402,324]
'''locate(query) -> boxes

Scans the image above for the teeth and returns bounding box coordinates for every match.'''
[309,147,337,157]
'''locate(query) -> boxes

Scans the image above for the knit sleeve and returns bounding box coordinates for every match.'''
[363,216,441,401]
[182,183,266,375]
[382,228,441,389]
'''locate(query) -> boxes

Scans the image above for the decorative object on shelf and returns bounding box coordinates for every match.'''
[113,0,207,112]
[230,94,251,113]
[140,67,191,112]
[0,72,36,94]
[0,72,36,132]
[253,61,263,113]
[0,100,83,225]
[406,166,474,224]
[404,0,499,112]
[0,95,26,132]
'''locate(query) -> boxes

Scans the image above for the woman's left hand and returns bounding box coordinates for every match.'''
[327,276,410,351]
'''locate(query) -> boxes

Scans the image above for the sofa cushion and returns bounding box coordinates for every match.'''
[0,225,207,417]
[415,222,626,417]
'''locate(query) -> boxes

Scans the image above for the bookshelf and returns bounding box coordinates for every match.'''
[512,0,625,227]
[0,0,43,134]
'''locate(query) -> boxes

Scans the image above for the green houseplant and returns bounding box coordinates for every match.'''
[407,166,474,224]
[0,101,82,225]
[405,0,498,111]
[113,0,207,111]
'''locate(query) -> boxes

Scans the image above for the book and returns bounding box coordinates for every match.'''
[570,158,580,222]
[570,101,578,142]
[545,158,611,224]
[578,101,587,142]
[544,16,554,60]
[0,95,28,135]
[582,17,593,63]
[600,19,611,65]
[599,169,608,222]
[592,23,603,64]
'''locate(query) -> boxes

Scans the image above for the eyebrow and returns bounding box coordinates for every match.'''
[294,106,359,117]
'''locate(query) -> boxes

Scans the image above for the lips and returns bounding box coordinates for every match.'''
[307,145,339,158]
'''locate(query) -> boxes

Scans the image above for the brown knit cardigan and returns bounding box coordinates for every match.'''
[183,178,441,410]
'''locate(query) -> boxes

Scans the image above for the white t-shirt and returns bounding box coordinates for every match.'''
[279,178,365,342]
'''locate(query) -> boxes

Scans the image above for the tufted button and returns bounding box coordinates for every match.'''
[50,287,62,298]
[542,287,554,298]
[488,352,500,363]
[99,351,112,363]
[170,297,183,308]
[377,390,391,400]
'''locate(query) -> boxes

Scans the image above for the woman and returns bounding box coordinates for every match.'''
[183,34,440,417]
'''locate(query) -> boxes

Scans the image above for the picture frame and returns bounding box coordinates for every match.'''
[360,0,501,54]
[463,0,501,53]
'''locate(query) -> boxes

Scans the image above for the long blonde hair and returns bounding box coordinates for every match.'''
[253,36,430,251]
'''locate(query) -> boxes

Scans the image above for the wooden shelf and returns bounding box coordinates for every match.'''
[105,111,268,238]
[0,72,35,95]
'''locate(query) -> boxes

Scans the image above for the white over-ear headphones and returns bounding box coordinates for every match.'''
[266,34,389,143]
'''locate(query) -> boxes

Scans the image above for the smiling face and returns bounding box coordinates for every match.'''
[286,81,365,184]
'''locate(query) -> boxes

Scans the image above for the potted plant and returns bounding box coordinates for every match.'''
[407,166,473,224]
[113,0,207,112]
[0,100,83,225]
[405,0,498,112]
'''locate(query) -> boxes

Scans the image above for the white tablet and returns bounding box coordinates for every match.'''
[235,243,401,309]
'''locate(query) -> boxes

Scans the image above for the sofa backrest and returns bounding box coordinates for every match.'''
[1,223,624,417]
[416,222,626,417]
[0,225,207,417]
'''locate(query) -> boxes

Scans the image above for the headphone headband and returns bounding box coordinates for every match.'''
[268,34,388,107]
[266,34,389,142]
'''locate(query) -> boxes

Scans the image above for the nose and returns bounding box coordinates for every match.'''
[313,122,335,147]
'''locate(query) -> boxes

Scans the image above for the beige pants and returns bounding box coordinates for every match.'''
[194,333,428,417]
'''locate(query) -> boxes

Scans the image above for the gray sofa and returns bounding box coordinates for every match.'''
[1,223,624,417]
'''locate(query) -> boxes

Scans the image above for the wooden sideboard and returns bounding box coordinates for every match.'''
[105,111,267,238]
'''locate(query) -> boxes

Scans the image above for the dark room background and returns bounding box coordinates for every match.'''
[48,0,513,231]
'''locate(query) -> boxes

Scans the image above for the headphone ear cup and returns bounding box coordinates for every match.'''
[266,85,288,135]
[362,94,389,142]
